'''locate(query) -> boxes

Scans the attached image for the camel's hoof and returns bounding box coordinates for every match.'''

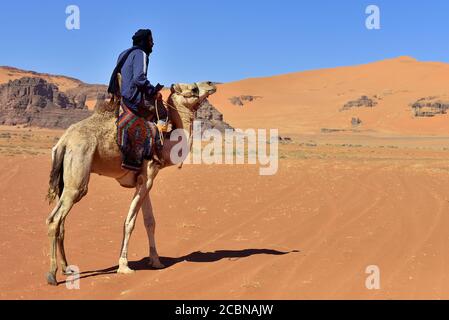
[62,268,74,276]
[46,272,58,286]
[117,266,135,275]
[149,259,165,269]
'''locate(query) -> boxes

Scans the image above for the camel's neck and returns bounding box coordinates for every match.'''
[167,95,193,131]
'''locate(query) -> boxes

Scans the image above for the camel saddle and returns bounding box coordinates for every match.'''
[116,100,167,172]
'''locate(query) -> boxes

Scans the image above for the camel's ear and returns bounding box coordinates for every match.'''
[171,84,182,94]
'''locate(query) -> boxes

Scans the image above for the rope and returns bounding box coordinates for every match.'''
[161,99,197,170]
[155,99,165,146]
[155,99,161,122]
[162,100,193,117]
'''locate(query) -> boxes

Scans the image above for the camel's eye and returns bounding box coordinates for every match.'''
[192,87,199,95]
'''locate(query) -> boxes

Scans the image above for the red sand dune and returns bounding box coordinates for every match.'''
[210,56,449,136]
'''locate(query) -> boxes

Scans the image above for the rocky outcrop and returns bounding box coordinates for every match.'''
[65,84,108,106]
[0,77,92,128]
[279,136,293,143]
[196,100,233,133]
[94,92,108,110]
[0,65,109,106]
[229,95,261,107]
[351,117,362,126]
[411,97,449,117]
[341,96,377,111]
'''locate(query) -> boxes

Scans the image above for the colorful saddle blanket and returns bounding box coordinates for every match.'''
[117,105,154,171]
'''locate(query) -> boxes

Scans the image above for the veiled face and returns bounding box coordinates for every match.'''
[147,36,154,54]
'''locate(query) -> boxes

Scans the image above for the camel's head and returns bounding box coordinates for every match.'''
[168,81,217,131]
[196,81,217,105]
[166,81,217,168]
[169,81,217,112]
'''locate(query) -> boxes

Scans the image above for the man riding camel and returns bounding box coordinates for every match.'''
[108,29,166,171]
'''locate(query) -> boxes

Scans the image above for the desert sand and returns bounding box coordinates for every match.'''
[2,131,449,299]
[2,57,449,299]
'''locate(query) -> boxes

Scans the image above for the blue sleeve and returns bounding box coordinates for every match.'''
[132,50,155,95]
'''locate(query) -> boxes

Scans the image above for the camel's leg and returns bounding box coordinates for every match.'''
[142,196,165,269]
[58,218,70,275]
[117,187,141,274]
[47,218,61,285]
[118,161,160,274]
[46,144,94,285]
[46,189,79,285]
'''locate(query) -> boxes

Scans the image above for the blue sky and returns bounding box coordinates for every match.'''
[1,0,449,85]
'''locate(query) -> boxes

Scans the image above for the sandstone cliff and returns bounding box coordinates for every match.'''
[0,77,92,128]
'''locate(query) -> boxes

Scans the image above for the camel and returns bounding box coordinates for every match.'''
[45,82,217,285]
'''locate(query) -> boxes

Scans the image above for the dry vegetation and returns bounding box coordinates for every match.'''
[0,126,62,156]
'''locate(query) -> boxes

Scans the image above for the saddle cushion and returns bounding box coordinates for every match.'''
[117,105,154,171]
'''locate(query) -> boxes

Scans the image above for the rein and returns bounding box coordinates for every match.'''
[162,96,205,169]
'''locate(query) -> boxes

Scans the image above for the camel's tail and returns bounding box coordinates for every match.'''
[46,141,66,205]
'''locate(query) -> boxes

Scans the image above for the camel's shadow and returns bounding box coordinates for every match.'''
[63,249,299,284]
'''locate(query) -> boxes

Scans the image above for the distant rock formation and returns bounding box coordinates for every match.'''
[341,96,377,111]
[229,95,261,107]
[94,92,108,110]
[351,117,362,126]
[65,84,108,106]
[0,77,92,128]
[411,97,449,117]
[279,136,293,143]
[321,128,348,133]
[196,99,233,133]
